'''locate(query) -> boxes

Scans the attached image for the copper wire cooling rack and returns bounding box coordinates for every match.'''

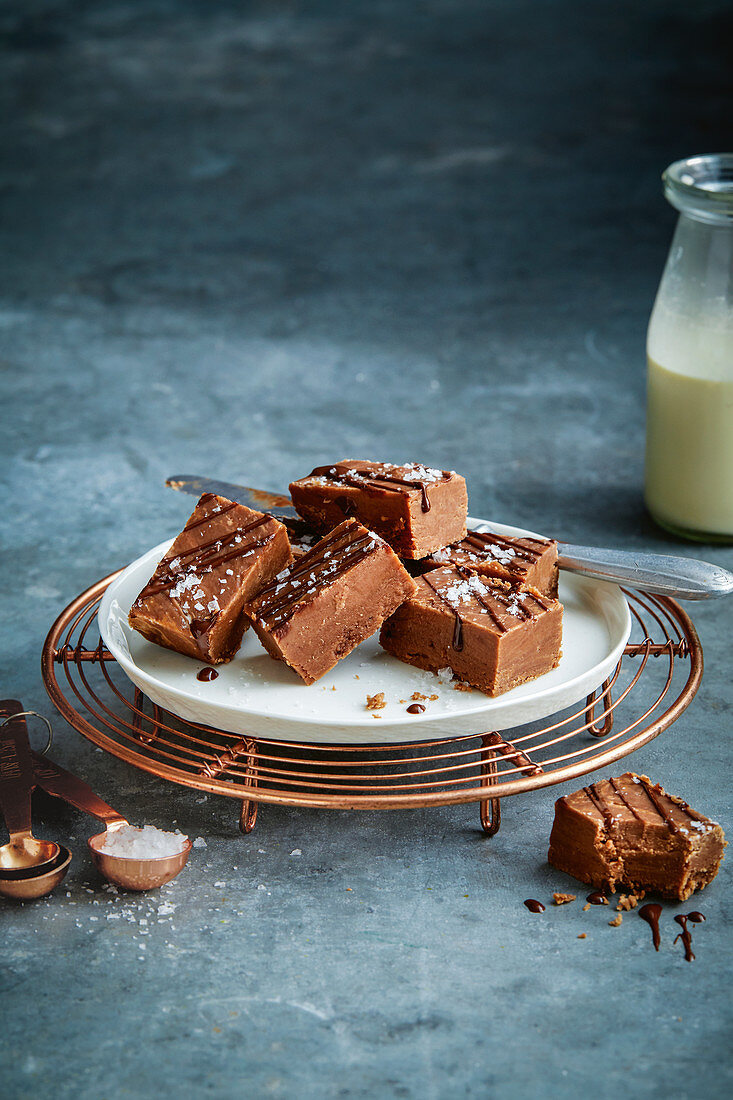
[41,571,702,836]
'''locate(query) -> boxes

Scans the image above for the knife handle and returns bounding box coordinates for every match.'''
[557,544,733,600]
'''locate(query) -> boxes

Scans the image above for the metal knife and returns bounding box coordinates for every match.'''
[165,474,733,600]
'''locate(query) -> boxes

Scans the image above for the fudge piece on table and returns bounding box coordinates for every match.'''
[422,530,559,597]
[129,493,291,664]
[548,773,726,900]
[379,565,562,696]
[245,518,416,685]
[289,460,467,559]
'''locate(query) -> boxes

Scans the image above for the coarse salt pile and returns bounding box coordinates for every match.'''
[98,825,188,860]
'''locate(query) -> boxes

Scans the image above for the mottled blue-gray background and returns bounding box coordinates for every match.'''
[1,2,731,1097]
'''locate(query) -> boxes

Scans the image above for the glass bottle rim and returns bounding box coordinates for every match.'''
[663,154,733,224]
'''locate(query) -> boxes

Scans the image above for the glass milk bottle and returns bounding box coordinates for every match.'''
[644,154,733,542]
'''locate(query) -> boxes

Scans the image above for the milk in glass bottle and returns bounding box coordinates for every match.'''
[644,154,733,542]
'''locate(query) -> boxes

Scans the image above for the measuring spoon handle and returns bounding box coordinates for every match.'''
[0,701,36,841]
[32,753,127,829]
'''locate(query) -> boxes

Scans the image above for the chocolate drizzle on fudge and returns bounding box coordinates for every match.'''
[422,569,550,647]
[461,530,549,569]
[308,462,451,513]
[582,776,709,838]
[252,519,381,629]
[129,493,291,664]
[140,511,273,599]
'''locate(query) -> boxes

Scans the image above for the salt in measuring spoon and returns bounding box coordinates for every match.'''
[32,752,191,891]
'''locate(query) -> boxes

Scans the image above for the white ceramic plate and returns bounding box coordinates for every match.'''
[99,517,631,745]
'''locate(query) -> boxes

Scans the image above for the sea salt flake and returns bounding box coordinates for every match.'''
[192,836,207,848]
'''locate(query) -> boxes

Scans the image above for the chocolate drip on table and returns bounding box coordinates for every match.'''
[673,914,697,962]
[586,891,608,905]
[639,903,663,950]
[406,703,425,714]
[197,667,219,682]
[524,899,545,913]
[309,463,450,513]
[140,513,273,598]
[254,522,378,628]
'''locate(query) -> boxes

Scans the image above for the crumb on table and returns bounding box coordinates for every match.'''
[616,893,641,911]
[453,681,473,692]
[553,892,576,905]
[608,914,623,927]
[366,692,386,711]
[411,691,428,701]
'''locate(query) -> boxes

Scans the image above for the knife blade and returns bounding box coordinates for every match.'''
[166,475,733,599]
[165,474,297,519]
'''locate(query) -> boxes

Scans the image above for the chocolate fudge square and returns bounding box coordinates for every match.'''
[380,566,562,695]
[548,773,726,900]
[289,460,468,559]
[129,493,291,663]
[423,530,559,597]
[246,518,416,684]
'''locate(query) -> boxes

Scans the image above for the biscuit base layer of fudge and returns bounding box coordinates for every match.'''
[129,493,291,663]
[289,460,467,559]
[421,530,559,597]
[548,773,726,900]
[245,518,416,684]
[380,566,562,695]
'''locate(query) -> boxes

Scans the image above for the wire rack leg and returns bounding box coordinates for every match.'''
[239,799,258,833]
[479,736,501,837]
[585,678,614,738]
[238,738,260,834]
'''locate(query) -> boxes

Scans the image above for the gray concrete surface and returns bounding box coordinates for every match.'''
[1,1,731,1097]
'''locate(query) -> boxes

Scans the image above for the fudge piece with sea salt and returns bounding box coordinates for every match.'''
[379,565,562,695]
[289,460,468,559]
[129,493,291,663]
[548,773,726,900]
[421,530,559,597]
[245,518,416,684]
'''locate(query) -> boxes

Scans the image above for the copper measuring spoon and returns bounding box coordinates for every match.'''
[0,704,70,900]
[32,753,192,891]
